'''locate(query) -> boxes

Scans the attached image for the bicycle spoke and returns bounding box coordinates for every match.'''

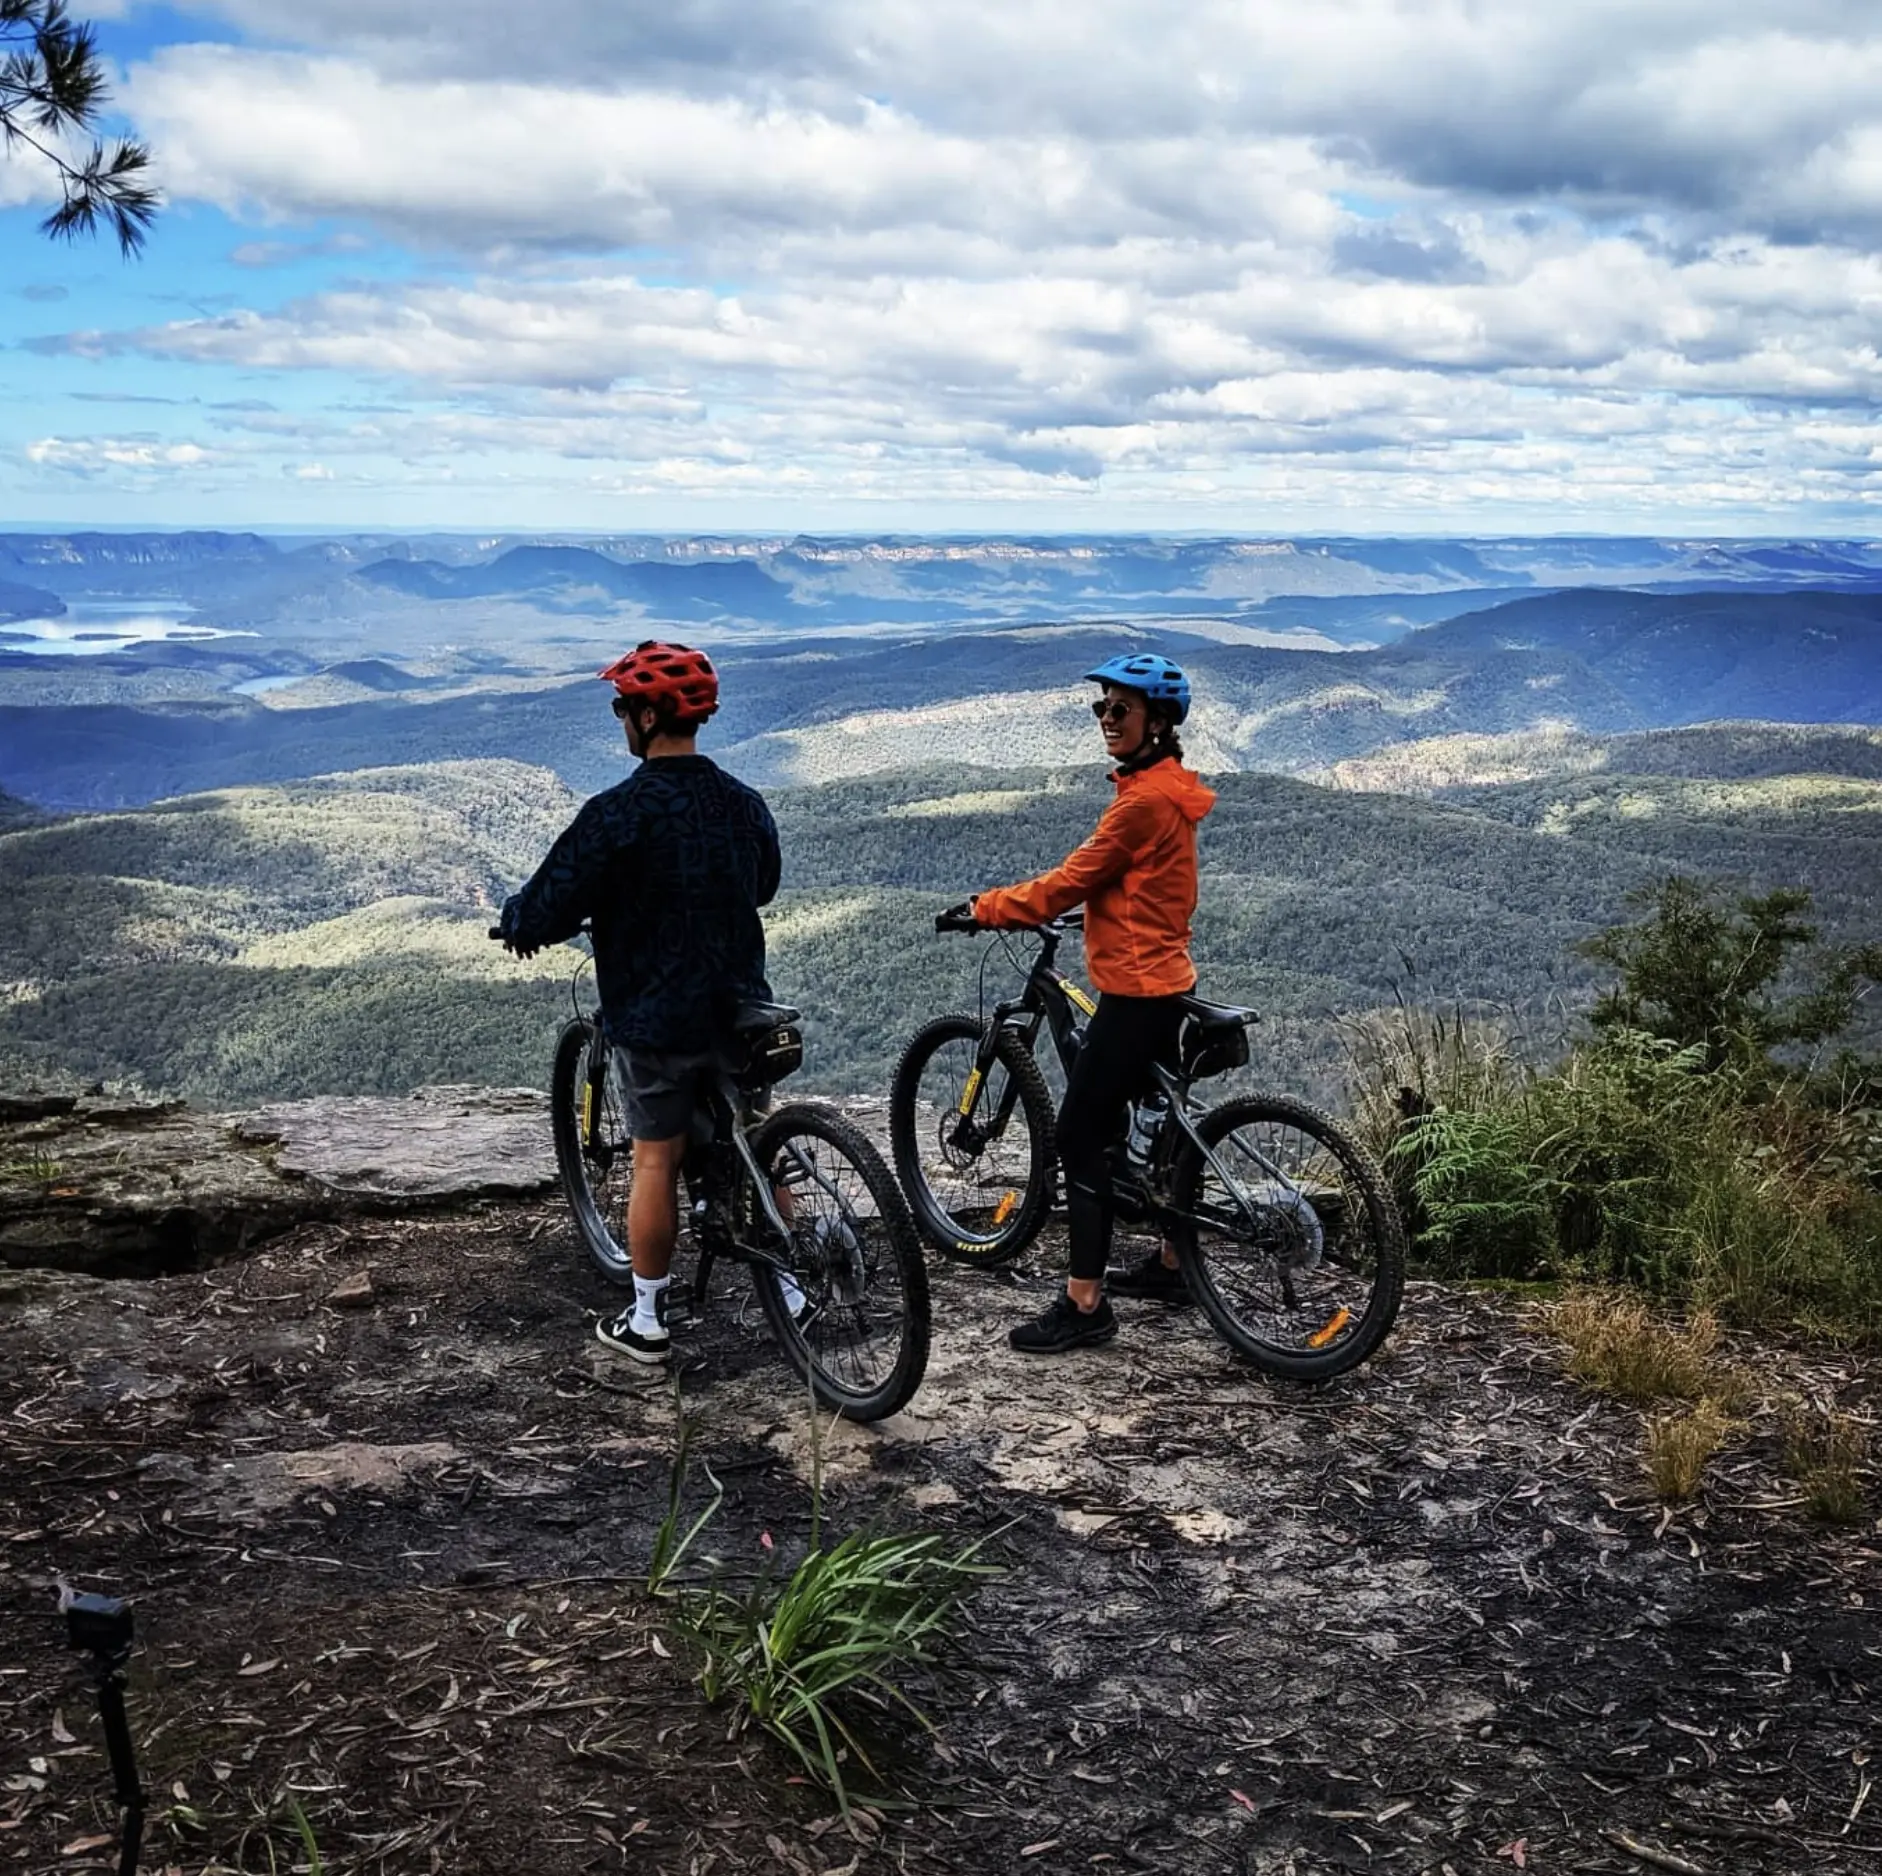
[765,1130,911,1401]
[1187,1110,1387,1362]
[908,1035,1038,1237]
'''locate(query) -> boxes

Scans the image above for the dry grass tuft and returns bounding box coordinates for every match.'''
[1553,1290,1743,1405]
[1644,1398,1736,1501]
[1782,1404,1871,1525]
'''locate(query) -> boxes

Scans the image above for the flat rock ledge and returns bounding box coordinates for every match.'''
[0,1085,556,1278]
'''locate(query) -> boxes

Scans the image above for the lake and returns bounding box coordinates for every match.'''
[0,600,257,658]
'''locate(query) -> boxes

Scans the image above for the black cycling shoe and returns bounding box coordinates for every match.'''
[1106,1248,1192,1303]
[1009,1292,1118,1355]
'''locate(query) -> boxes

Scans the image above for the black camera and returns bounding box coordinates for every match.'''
[62,1591,135,1659]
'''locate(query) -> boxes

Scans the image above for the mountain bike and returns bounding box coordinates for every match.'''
[889,908,1404,1381]
[507,931,930,1421]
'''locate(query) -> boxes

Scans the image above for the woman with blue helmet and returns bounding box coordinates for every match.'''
[968,650,1216,1353]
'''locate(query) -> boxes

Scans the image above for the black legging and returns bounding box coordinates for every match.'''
[1058,991,1185,1282]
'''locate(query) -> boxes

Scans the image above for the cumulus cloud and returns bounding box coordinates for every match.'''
[26,437,217,476]
[19,2,1882,522]
[148,4,1882,235]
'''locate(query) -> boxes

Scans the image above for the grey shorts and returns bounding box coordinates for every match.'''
[614,1045,769,1143]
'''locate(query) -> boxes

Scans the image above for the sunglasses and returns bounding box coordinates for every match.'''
[611,695,636,721]
[1090,698,1139,724]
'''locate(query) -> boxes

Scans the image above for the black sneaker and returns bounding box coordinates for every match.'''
[1105,1248,1192,1303]
[1009,1292,1118,1354]
[595,1306,671,1365]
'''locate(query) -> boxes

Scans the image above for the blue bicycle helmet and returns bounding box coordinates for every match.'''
[1083,651,1191,725]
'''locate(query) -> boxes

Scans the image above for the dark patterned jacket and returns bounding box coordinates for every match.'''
[501,755,781,1053]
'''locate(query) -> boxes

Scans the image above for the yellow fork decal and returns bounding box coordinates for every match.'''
[581,1081,596,1148]
[957,1067,983,1116]
[1308,1308,1352,1349]
[992,1190,1018,1227]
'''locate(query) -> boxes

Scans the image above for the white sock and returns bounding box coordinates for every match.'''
[779,1272,806,1318]
[631,1274,670,1336]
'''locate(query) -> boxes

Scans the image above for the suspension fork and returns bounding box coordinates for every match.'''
[580,1022,611,1156]
[949,1004,1035,1143]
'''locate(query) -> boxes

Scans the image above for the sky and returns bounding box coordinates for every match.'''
[4,2,1882,534]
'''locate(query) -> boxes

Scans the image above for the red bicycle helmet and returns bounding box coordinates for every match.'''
[597,640,719,725]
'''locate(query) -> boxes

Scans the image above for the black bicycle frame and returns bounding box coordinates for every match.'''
[947,921,1092,1151]
[955,920,1297,1242]
[573,1024,799,1306]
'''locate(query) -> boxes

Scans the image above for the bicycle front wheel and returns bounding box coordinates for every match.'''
[889,1013,1056,1263]
[1170,1094,1404,1382]
[749,1103,931,1421]
[550,1016,636,1286]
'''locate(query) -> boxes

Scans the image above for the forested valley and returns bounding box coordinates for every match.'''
[3,726,1878,1108]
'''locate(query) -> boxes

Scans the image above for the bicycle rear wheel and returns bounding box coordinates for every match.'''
[550,1016,636,1286]
[749,1103,931,1421]
[1170,1094,1404,1381]
[890,1013,1056,1263]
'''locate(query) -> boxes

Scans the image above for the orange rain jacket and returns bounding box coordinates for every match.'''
[974,757,1216,997]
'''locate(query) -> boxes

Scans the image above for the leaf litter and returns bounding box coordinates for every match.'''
[0,1193,1877,1873]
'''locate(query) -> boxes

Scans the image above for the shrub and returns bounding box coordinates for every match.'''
[1386,1101,1554,1279]
[1579,877,1882,1075]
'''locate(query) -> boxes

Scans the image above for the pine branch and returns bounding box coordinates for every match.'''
[1,0,157,253]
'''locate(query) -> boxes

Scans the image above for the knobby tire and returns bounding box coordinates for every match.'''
[750,1103,931,1421]
[889,1012,1057,1264]
[1170,1092,1405,1382]
[550,1016,636,1286]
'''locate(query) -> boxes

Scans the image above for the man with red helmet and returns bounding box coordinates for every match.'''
[498,641,781,1364]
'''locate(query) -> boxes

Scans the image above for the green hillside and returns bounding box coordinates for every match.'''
[0,788,48,834]
[2,742,1876,1108]
[1323,722,1882,794]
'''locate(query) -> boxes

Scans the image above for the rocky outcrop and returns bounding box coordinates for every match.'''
[0,1085,557,1278]
[236,1085,557,1200]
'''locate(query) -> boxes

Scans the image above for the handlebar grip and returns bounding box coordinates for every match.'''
[487,926,505,941]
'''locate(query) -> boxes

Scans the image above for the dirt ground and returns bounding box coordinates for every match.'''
[2,1200,1880,1876]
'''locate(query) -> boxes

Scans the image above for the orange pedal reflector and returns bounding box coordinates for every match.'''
[992,1190,1018,1227]
[1308,1307,1352,1349]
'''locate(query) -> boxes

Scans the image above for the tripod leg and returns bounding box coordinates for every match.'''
[94,1670,145,1876]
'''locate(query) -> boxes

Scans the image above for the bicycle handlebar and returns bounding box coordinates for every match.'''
[489,918,593,942]
[934,903,1084,936]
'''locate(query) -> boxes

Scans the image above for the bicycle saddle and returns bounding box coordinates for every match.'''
[1176,993,1258,1027]
[734,1000,801,1032]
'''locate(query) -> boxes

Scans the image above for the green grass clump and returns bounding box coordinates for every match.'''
[649,1398,997,1814]
[677,1527,995,1808]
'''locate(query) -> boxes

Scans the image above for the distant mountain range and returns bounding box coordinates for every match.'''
[6,530,1882,642]
[4,587,1881,810]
